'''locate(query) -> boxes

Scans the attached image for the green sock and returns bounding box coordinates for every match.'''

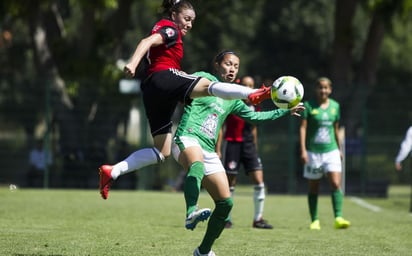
[331,189,343,218]
[308,193,318,222]
[199,198,233,254]
[184,161,205,216]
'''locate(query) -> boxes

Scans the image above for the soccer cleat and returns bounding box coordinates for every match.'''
[248,85,271,105]
[309,220,321,230]
[334,217,350,229]
[253,219,273,229]
[193,247,216,256]
[185,208,212,230]
[99,165,114,200]
[224,220,233,229]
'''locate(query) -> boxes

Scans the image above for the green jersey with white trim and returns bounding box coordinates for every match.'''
[174,71,290,153]
[302,98,340,153]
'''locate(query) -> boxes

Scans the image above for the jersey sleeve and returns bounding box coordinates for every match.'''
[158,26,179,48]
[231,100,290,123]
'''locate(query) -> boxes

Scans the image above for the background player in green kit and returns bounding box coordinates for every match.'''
[299,77,350,230]
[172,50,304,256]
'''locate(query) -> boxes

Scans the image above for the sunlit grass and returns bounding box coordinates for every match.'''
[1,185,411,255]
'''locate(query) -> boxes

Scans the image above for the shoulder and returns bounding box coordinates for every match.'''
[329,98,340,107]
[152,19,178,36]
[304,100,315,108]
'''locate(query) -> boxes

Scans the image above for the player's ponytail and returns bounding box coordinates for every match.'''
[161,0,194,18]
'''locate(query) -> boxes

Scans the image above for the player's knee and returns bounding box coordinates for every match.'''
[152,147,166,163]
[254,183,265,201]
[214,197,233,219]
[187,161,205,178]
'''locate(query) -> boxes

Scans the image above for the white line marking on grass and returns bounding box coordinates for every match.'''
[349,197,382,212]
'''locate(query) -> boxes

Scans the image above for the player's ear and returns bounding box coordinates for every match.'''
[213,61,219,71]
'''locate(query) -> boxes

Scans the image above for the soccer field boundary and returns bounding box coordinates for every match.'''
[349,196,382,212]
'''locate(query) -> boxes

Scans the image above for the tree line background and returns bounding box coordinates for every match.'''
[0,0,411,194]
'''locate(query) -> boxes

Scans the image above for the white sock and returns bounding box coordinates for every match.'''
[111,147,164,180]
[208,81,255,99]
[253,183,265,221]
[229,186,235,198]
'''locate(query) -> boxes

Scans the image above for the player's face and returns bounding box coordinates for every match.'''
[316,81,332,101]
[215,54,240,83]
[173,9,196,36]
[241,77,254,89]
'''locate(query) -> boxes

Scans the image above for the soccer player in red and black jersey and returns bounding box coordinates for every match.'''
[217,76,273,229]
[99,0,271,201]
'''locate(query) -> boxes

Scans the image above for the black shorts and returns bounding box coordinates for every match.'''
[141,69,201,136]
[223,140,263,176]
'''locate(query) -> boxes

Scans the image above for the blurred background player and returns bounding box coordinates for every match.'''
[299,77,350,230]
[217,75,273,229]
[394,125,412,213]
[395,126,412,172]
[27,139,52,187]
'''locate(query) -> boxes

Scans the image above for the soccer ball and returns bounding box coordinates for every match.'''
[271,76,304,109]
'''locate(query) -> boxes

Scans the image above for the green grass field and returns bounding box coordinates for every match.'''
[1,185,411,256]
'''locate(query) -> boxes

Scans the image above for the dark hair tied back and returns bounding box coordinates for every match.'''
[214,50,237,64]
[162,0,193,18]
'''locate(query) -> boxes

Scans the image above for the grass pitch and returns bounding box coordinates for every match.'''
[1,185,411,256]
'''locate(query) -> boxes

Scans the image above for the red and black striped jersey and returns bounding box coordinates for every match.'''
[147,19,183,75]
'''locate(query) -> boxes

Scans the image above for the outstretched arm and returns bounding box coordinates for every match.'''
[232,101,305,123]
[124,33,163,77]
[299,119,308,165]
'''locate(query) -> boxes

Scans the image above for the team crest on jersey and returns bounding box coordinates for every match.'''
[200,113,218,139]
[165,27,175,38]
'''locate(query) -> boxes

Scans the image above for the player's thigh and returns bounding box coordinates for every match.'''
[203,172,230,201]
[191,77,211,98]
[242,140,262,173]
[303,151,324,179]
[223,142,242,175]
[153,133,172,157]
[172,136,204,170]
[323,149,342,187]
[323,149,342,173]
[202,151,230,200]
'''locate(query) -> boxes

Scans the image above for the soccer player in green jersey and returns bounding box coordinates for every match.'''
[172,50,304,256]
[299,77,350,230]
